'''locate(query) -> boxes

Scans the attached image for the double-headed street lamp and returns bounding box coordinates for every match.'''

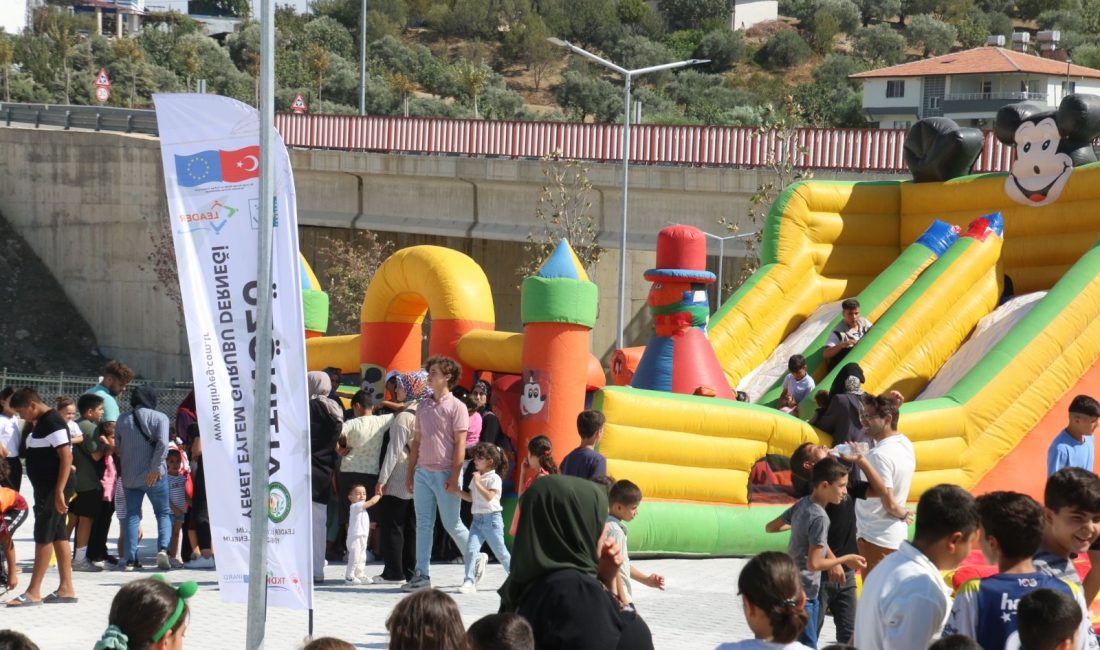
[548,38,708,349]
[701,230,758,308]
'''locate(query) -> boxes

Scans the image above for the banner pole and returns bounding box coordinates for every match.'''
[245,0,276,646]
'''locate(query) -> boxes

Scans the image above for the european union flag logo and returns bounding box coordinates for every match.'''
[174,150,223,187]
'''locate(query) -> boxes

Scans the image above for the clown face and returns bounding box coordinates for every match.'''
[1005,117,1073,207]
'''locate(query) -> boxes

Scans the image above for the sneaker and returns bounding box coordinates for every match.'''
[124,561,142,572]
[400,574,431,592]
[185,556,215,569]
[156,551,171,570]
[169,559,185,570]
[473,553,488,585]
[344,577,363,585]
[458,580,476,594]
[372,575,405,584]
[72,559,104,573]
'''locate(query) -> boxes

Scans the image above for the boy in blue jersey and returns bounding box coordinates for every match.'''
[943,491,1096,650]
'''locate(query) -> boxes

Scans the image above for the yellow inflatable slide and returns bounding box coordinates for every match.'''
[598,162,1100,555]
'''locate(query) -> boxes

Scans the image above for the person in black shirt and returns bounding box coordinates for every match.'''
[7,388,75,606]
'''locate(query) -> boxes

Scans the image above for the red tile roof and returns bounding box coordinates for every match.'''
[850,46,1100,80]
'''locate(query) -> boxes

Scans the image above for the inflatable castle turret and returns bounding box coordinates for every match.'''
[630,225,734,399]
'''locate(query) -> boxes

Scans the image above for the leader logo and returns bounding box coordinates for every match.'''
[268,482,291,524]
[177,199,238,235]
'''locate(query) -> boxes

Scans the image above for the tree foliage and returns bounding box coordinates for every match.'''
[855,23,906,65]
[320,231,395,335]
[657,0,731,31]
[693,29,745,73]
[906,13,956,56]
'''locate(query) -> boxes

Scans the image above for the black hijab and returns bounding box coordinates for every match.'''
[130,385,157,411]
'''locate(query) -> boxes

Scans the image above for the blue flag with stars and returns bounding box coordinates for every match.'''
[174,150,223,187]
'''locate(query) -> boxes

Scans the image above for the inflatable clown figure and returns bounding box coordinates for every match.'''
[630,225,735,399]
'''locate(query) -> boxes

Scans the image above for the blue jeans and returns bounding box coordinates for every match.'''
[464,512,511,583]
[799,593,820,649]
[124,478,172,564]
[414,467,469,578]
[818,566,857,644]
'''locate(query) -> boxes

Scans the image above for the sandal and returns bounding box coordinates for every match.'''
[43,591,78,604]
[6,593,42,607]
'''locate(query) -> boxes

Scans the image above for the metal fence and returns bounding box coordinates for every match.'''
[0,369,193,420]
[0,100,1021,173]
[0,102,159,136]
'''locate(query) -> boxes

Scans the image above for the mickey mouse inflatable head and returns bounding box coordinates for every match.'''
[994,94,1100,207]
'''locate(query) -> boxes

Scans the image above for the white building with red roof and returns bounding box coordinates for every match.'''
[850,45,1100,129]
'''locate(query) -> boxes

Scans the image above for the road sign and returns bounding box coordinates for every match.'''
[95,86,110,103]
[291,92,307,114]
[94,68,111,88]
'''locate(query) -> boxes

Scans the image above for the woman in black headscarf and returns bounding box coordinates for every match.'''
[308,371,344,583]
[811,362,867,446]
[500,475,653,650]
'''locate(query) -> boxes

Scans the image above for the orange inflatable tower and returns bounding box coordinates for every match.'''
[518,240,599,465]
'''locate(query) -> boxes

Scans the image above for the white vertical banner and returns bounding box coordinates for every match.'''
[153,93,312,610]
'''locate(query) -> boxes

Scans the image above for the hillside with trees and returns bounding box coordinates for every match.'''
[0,0,1094,128]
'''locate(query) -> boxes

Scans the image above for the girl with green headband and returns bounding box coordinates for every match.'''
[94,576,197,649]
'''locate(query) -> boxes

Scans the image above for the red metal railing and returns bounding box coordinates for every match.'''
[274,113,1019,174]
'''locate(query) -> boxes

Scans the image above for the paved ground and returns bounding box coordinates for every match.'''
[1,484,836,649]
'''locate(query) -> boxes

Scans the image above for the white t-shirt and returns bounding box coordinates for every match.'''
[347,501,370,539]
[471,470,503,514]
[0,415,20,458]
[782,373,816,404]
[716,641,813,650]
[855,433,915,549]
[854,541,952,650]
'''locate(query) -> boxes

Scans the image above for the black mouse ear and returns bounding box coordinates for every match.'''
[994,101,1050,145]
[1056,93,1100,143]
[903,117,984,183]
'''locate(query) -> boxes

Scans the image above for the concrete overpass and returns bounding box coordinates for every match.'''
[0,124,900,380]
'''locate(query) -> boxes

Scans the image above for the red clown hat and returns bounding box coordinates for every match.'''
[644,224,717,284]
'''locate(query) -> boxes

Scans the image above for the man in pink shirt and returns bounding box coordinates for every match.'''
[402,355,475,591]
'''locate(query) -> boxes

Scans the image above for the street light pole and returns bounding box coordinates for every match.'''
[359,0,367,116]
[548,38,708,349]
[701,230,758,308]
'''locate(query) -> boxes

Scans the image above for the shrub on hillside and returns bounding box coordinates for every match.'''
[658,0,731,31]
[555,70,623,122]
[757,30,811,69]
[693,29,745,73]
[855,0,901,26]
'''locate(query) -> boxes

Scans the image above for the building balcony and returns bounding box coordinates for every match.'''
[941,92,1052,115]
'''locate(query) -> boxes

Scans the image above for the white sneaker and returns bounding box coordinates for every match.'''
[185,556,215,569]
[344,577,363,585]
[473,553,488,585]
[372,575,405,584]
[156,551,171,570]
[458,580,476,594]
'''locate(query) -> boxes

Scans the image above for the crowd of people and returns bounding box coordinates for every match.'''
[1,340,1100,649]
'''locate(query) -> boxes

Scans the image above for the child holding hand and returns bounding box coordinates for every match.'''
[345,484,382,585]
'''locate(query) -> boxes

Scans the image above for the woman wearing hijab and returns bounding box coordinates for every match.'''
[116,385,173,571]
[811,362,867,446]
[500,475,654,650]
[374,371,431,584]
[309,370,344,584]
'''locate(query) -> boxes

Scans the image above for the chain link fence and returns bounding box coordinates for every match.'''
[0,369,193,419]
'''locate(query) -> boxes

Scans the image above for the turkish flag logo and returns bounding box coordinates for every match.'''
[220,146,261,183]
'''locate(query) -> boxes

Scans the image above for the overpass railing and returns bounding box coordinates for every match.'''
[0,101,1019,174]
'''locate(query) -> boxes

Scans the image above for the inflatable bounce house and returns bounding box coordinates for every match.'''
[302,93,1100,559]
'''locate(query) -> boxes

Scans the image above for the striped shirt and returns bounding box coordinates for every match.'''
[167,473,188,511]
[116,408,170,490]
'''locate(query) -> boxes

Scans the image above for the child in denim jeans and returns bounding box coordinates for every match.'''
[458,442,510,594]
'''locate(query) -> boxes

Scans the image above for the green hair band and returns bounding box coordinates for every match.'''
[150,575,199,642]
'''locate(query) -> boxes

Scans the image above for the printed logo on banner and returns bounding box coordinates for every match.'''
[268,482,292,523]
[176,198,238,235]
[174,146,261,188]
